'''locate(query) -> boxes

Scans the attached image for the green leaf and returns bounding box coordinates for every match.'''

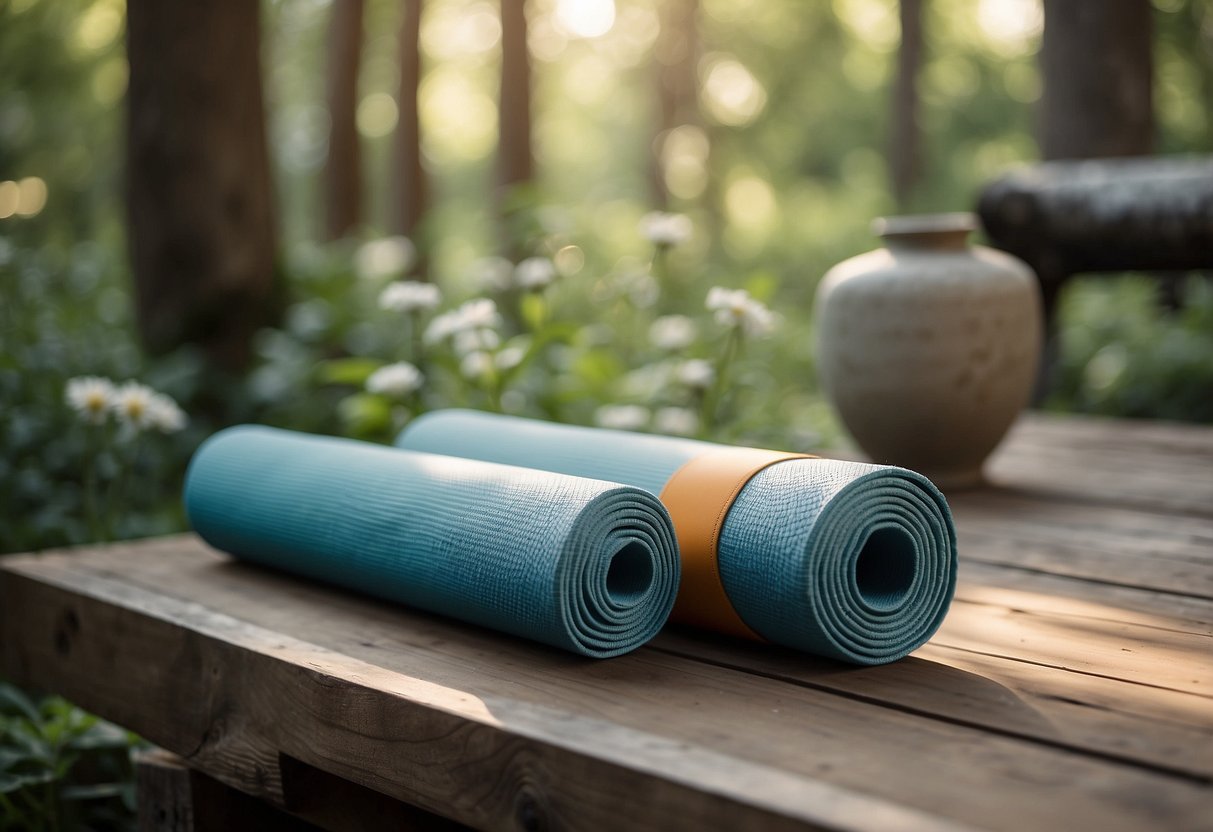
[0,685,41,725]
[0,769,55,795]
[67,720,129,751]
[60,782,127,802]
[316,357,383,386]
[744,271,778,302]
[519,293,547,331]
[0,747,29,773]
[337,393,392,438]
[572,350,624,386]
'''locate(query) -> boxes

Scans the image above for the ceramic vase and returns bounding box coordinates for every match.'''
[814,213,1042,489]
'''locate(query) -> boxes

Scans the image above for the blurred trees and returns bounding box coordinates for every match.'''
[325,0,366,239]
[497,0,534,254]
[1040,0,1154,159]
[5,0,1212,401]
[391,0,430,247]
[125,0,279,371]
[890,0,924,207]
[652,0,701,208]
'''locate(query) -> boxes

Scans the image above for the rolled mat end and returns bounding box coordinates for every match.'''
[719,460,957,664]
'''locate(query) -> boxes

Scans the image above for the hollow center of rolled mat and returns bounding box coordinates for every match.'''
[606,541,655,603]
[854,527,917,610]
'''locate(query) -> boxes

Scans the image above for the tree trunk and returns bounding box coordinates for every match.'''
[1040,0,1153,160]
[325,0,365,241]
[390,0,429,257]
[890,0,924,207]
[126,0,279,372]
[650,0,700,208]
[497,0,533,250]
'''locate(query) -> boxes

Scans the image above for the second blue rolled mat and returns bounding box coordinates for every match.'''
[396,410,958,665]
[184,426,680,658]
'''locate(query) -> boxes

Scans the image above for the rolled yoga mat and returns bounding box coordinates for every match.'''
[184,426,680,658]
[396,410,958,665]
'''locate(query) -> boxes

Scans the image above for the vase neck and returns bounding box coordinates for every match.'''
[874,213,976,252]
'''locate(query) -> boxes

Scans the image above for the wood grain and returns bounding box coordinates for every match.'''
[1,545,970,832]
[984,414,1213,518]
[5,413,1213,830]
[948,489,1213,598]
[3,537,1212,831]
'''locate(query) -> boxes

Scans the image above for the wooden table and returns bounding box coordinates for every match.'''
[2,414,1211,831]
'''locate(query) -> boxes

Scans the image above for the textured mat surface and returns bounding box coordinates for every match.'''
[184,426,680,658]
[397,410,957,664]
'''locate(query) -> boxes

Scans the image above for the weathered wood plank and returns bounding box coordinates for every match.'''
[956,560,1213,634]
[4,537,1212,832]
[654,631,1213,783]
[948,488,1213,599]
[0,549,972,832]
[1013,413,1213,457]
[655,560,1213,783]
[135,748,320,832]
[984,414,1213,518]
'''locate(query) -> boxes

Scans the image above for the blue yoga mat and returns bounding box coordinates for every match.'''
[184,426,680,658]
[396,410,957,665]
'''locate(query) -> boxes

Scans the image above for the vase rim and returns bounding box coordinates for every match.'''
[873,212,978,240]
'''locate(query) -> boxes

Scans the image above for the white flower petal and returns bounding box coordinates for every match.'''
[65,376,116,425]
[640,212,693,246]
[654,406,698,436]
[594,404,650,431]
[355,236,416,280]
[110,381,158,431]
[649,315,697,351]
[365,362,424,397]
[379,280,441,313]
[514,257,557,291]
[677,359,715,389]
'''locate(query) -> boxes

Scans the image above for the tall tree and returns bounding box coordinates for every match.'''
[889,0,924,208]
[325,0,366,240]
[1040,0,1153,160]
[125,0,279,371]
[390,0,429,249]
[497,0,534,251]
[650,0,700,208]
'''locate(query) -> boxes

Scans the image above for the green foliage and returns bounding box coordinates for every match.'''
[2,0,1212,825]
[0,240,208,555]
[0,681,141,832]
[1049,275,1213,422]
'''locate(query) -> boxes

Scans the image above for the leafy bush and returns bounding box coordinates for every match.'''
[0,239,206,555]
[1049,274,1213,423]
[0,682,141,832]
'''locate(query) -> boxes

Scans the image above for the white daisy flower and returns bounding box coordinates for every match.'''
[470,256,514,292]
[460,351,494,379]
[365,362,424,397]
[354,236,416,281]
[640,211,693,246]
[453,327,501,357]
[460,298,502,330]
[514,257,557,291]
[654,406,698,437]
[423,309,461,345]
[595,404,650,431]
[110,381,157,431]
[425,298,502,345]
[146,392,188,434]
[649,315,697,351]
[706,286,775,337]
[65,376,115,425]
[677,359,716,389]
[379,280,441,314]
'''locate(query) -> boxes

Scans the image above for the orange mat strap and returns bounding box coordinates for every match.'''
[659,448,816,641]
